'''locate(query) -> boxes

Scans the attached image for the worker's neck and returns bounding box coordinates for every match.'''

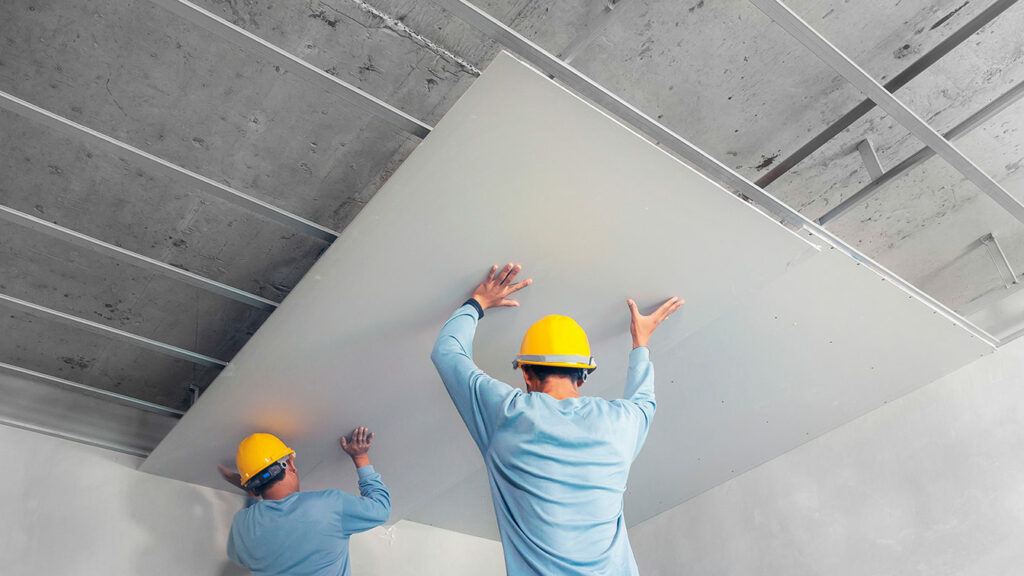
[538,378,581,400]
[261,483,298,501]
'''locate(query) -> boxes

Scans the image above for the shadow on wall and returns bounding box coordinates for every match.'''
[123,458,247,576]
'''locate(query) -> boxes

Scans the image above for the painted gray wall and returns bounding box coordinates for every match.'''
[0,418,505,575]
[0,422,244,576]
[629,337,1024,575]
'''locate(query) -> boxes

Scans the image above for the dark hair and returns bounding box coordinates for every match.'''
[522,364,586,383]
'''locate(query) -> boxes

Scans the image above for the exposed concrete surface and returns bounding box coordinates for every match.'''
[0,0,1021,418]
[0,0,443,407]
[630,336,1024,576]
[0,367,178,454]
[765,5,1024,318]
[0,303,223,408]
[0,0,594,409]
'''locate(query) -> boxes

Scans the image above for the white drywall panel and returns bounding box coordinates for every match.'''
[406,464,499,538]
[628,335,1024,576]
[351,520,504,576]
[0,423,243,576]
[624,243,992,524]
[401,246,992,536]
[143,51,817,527]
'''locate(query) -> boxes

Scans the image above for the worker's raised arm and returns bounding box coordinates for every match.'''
[431,263,531,451]
[620,297,683,455]
[338,427,391,534]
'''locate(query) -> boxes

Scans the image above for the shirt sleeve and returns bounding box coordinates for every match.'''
[338,465,392,535]
[431,303,519,452]
[621,346,656,457]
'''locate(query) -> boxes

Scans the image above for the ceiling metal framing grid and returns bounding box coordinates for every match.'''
[0,0,1018,446]
[0,0,435,427]
[745,0,1024,226]
[753,0,1020,188]
[431,0,1012,347]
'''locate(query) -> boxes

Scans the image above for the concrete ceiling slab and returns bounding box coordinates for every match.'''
[0,305,220,409]
[186,0,484,124]
[560,0,1024,317]
[767,10,1024,229]
[1,0,1020,462]
[0,0,448,409]
[0,367,178,456]
[143,53,988,540]
[0,1,418,230]
[1,0,602,416]
[0,223,268,358]
[0,110,330,297]
[573,0,1009,183]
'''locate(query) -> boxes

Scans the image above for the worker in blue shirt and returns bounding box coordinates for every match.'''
[217,427,390,576]
[432,262,683,575]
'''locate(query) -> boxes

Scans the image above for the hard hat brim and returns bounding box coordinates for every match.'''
[513,359,597,372]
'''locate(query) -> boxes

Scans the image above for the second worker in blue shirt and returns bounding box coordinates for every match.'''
[432,262,683,575]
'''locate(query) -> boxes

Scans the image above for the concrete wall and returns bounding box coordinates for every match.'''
[629,337,1024,575]
[0,417,503,575]
[0,422,244,576]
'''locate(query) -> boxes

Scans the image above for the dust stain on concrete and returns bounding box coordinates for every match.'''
[894,43,916,59]
[309,8,340,28]
[60,355,94,370]
[931,1,969,30]
[755,153,780,171]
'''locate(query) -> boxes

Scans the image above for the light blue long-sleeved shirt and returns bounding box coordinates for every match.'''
[227,465,391,576]
[431,304,656,575]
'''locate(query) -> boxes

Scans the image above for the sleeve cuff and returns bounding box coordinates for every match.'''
[629,346,650,365]
[356,465,377,480]
[462,298,484,319]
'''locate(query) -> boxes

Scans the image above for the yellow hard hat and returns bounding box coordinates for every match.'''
[512,314,597,373]
[236,433,295,487]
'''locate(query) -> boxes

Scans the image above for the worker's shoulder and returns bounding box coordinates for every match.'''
[280,489,352,513]
[576,396,647,423]
[513,393,627,416]
[296,488,351,502]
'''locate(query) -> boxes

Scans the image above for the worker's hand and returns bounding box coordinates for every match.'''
[627,297,684,349]
[341,426,374,468]
[471,263,532,310]
[218,464,244,490]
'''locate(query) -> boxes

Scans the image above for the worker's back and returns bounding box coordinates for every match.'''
[228,467,391,576]
[229,491,351,576]
[486,392,647,574]
[432,303,656,576]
